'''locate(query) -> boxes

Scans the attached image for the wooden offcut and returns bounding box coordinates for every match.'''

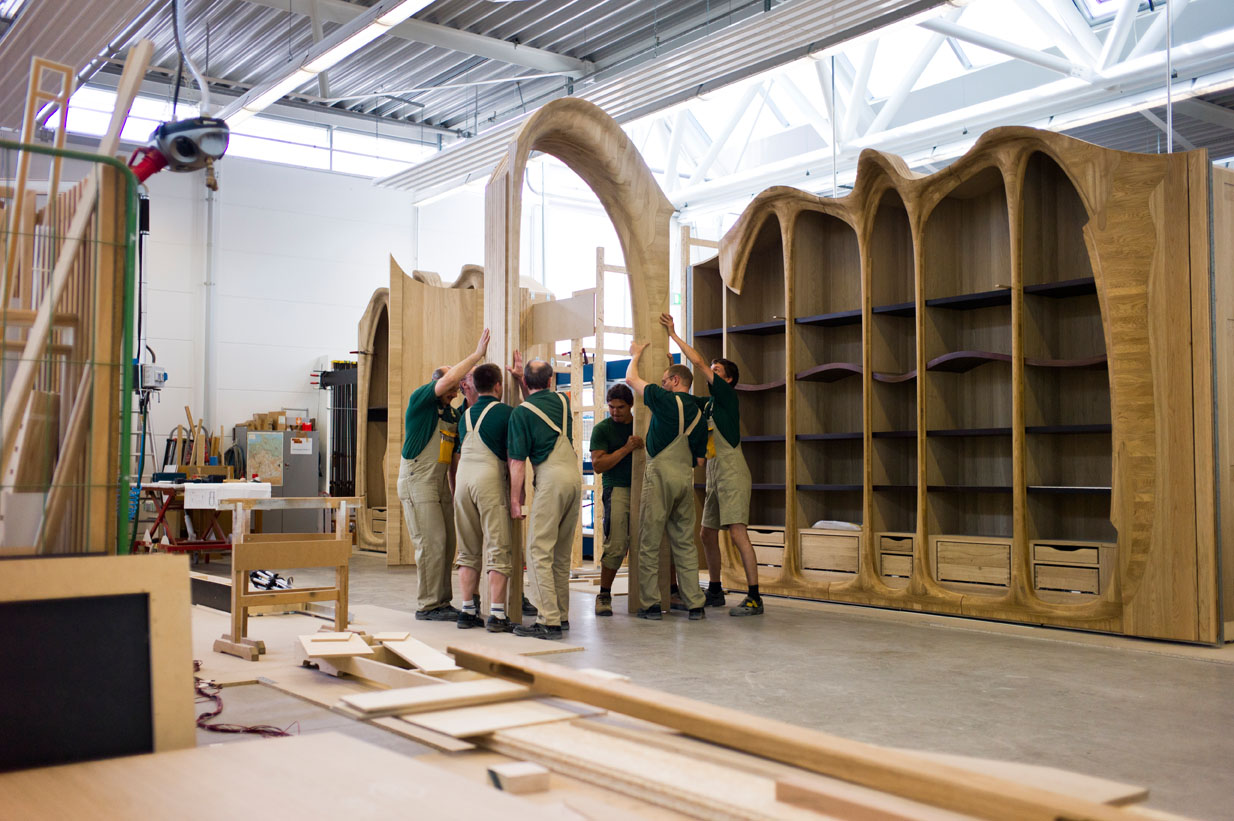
[341,677,529,717]
[487,761,551,794]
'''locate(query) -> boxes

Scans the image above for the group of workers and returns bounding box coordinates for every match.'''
[395,315,766,641]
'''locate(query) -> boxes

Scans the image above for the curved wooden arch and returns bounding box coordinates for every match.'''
[485,97,676,612]
[355,287,390,553]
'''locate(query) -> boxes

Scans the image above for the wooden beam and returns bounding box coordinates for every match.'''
[524,289,596,346]
[448,644,1136,821]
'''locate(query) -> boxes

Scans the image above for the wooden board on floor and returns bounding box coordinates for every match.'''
[342,678,530,717]
[571,577,628,596]
[381,636,460,673]
[0,732,555,818]
[299,633,373,658]
[405,698,604,739]
[350,604,583,657]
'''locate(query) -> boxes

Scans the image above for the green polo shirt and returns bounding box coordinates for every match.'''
[589,417,633,489]
[508,390,573,466]
[458,395,512,460]
[706,375,741,448]
[643,385,707,460]
[401,379,459,459]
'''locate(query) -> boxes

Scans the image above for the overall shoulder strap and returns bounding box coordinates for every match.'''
[521,398,563,435]
[475,400,497,430]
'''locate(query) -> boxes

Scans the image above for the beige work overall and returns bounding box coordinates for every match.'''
[454,402,512,577]
[397,413,458,612]
[702,419,752,529]
[521,394,581,627]
[636,396,704,610]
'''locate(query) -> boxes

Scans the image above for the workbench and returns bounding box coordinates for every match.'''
[138,481,272,554]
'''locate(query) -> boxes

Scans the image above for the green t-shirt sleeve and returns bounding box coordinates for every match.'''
[401,380,442,458]
[642,384,673,417]
[689,396,708,459]
[589,419,610,453]
[507,406,532,461]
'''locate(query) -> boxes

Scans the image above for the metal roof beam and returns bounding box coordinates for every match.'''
[238,0,593,77]
[1098,0,1141,69]
[917,15,1088,82]
[1174,98,1234,132]
[1139,108,1196,150]
[1127,0,1195,60]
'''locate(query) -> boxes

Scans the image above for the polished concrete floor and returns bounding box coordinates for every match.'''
[199,551,1234,819]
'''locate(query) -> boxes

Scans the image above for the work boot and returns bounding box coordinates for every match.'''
[415,604,459,621]
[704,586,727,607]
[485,615,514,633]
[669,595,688,612]
[636,603,663,620]
[560,619,570,631]
[595,593,613,616]
[512,622,563,641]
[521,595,538,617]
[729,596,764,617]
[688,607,706,620]
[457,610,484,629]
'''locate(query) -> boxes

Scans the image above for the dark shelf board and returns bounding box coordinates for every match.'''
[927,485,1013,493]
[693,327,724,339]
[795,309,861,327]
[797,432,863,441]
[796,484,862,492]
[795,362,862,383]
[872,430,917,439]
[927,351,1012,373]
[1025,354,1107,369]
[873,484,917,491]
[873,369,916,383]
[752,483,788,491]
[927,427,1012,437]
[695,320,787,337]
[925,289,1011,310]
[1025,424,1112,435]
[1027,485,1112,495]
[736,379,787,392]
[742,434,787,443]
[1023,277,1097,298]
[872,301,916,317]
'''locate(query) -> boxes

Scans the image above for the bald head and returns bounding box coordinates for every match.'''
[525,359,554,392]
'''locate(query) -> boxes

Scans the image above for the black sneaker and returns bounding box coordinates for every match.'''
[457,610,484,629]
[729,596,764,617]
[485,615,515,633]
[688,607,706,620]
[513,622,563,641]
[636,604,663,620]
[415,604,459,621]
[522,595,538,617]
[704,587,727,607]
[560,619,570,631]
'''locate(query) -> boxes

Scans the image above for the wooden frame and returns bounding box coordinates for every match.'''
[696,127,1225,643]
[0,553,196,753]
[213,496,357,661]
[355,287,390,553]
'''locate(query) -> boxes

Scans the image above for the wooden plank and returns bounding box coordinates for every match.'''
[342,677,530,717]
[404,698,601,738]
[450,644,1138,821]
[1213,167,1234,642]
[488,761,551,794]
[382,636,461,673]
[231,539,350,572]
[299,633,373,658]
[313,654,442,690]
[370,716,477,752]
[524,290,596,345]
[373,631,410,642]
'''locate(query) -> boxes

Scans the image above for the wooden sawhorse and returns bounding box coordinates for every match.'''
[213,496,358,661]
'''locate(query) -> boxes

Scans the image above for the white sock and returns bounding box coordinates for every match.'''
[462,601,477,614]
[491,603,506,618]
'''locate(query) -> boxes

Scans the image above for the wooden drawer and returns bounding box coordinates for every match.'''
[1032,543,1099,565]
[747,527,785,546]
[754,544,783,567]
[800,531,859,574]
[880,553,912,578]
[878,533,913,555]
[1035,564,1099,594]
[935,539,1010,586]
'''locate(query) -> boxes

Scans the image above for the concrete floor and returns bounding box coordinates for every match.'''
[199,551,1233,819]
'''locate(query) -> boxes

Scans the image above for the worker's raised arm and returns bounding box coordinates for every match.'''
[625,341,651,395]
[435,328,491,396]
[660,313,713,383]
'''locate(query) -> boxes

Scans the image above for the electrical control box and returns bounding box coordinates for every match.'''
[137,363,168,391]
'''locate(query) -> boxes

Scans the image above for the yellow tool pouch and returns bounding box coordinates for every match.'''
[437,430,458,463]
[706,421,716,460]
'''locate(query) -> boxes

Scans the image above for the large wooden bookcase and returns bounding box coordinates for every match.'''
[695,127,1230,643]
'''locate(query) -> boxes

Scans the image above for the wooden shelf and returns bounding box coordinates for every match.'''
[925,289,1011,310]
[927,427,1011,437]
[1023,277,1096,298]
[1026,424,1112,435]
[736,379,787,392]
[797,484,862,492]
[795,363,861,383]
[872,301,915,317]
[1027,485,1111,495]
[873,484,917,491]
[873,370,916,384]
[695,319,787,338]
[926,351,1010,372]
[742,434,787,443]
[797,432,862,441]
[795,309,861,327]
[927,485,1014,493]
[752,484,788,491]
[872,430,917,439]
[1025,354,1107,369]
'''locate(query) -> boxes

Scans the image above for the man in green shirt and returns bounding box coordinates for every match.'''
[661,313,763,616]
[589,383,643,616]
[626,341,708,620]
[453,363,517,632]
[397,328,490,620]
[507,358,580,640]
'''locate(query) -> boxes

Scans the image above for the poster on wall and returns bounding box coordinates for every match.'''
[289,436,312,455]
[246,431,284,486]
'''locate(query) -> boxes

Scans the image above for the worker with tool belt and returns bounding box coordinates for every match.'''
[625,341,709,620]
[589,383,643,617]
[661,314,763,616]
[453,362,517,632]
[398,328,490,620]
[507,355,580,641]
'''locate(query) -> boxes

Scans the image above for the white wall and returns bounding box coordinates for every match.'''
[141,156,415,468]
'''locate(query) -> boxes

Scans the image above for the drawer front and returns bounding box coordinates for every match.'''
[754,544,784,567]
[935,540,1010,586]
[800,532,859,574]
[1035,564,1099,594]
[1032,543,1099,565]
[748,527,785,546]
[878,534,913,555]
[880,553,912,578]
